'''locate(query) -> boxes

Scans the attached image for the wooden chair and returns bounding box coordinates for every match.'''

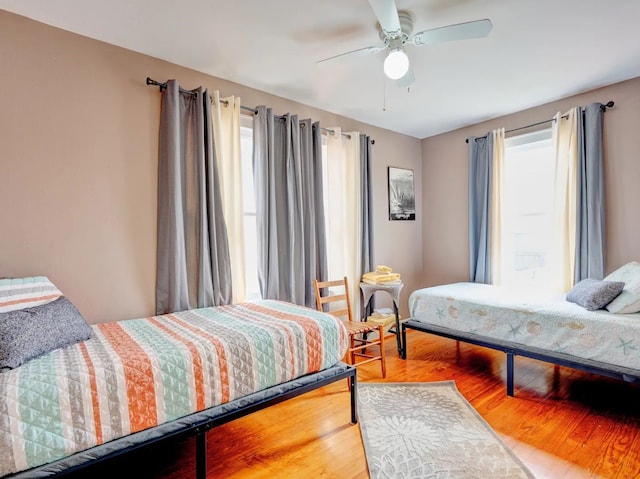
[314,277,386,378]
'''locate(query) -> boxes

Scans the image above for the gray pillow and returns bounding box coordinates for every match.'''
[566,278,625,311]
[0,296,92,371]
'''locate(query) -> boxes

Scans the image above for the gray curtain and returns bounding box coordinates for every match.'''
[156,80,232,315]
[575,103,605,281]
[468,134,494,283]
[360,134,375,316]
[252,106,327,307]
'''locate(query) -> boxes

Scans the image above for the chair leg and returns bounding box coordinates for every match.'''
[379,325,386,378]
[349,335,356,365]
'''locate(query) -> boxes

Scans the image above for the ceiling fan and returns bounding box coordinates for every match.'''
[317,0,493,87]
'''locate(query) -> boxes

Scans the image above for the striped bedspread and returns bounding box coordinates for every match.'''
[0,300,348,476]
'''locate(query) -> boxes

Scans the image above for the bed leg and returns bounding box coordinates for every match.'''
[350,371,358,424]
[552,364,561,397]
[506,352,515,397]
[195,431,207,479]
[393,302,403,357]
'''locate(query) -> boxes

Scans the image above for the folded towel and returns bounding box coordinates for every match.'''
[366,313,399,329]
[362,278,403,286]
[371,311,400,320]
[376,265,393,274]
[377,275,400,282]
[363,271,401,282]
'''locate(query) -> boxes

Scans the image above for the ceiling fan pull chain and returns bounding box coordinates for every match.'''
[382,77,387,112]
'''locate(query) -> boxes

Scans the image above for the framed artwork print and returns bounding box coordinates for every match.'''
[388,166,415,220]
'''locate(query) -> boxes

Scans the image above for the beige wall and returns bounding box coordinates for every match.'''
[0,10,422,323]
[421,76,640,287]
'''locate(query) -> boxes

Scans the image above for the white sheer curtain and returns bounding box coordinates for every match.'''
[325,128,362,318]
[489,128,506,285]
[211,92,245,303]
[549,108,579,293]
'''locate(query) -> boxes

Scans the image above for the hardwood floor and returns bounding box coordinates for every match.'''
[88,330,640,478]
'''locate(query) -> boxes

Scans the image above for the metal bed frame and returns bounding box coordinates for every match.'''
[402,319,640,396]
[7,363,357,479]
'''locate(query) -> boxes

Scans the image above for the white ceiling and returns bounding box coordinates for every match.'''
[2,0,640,139]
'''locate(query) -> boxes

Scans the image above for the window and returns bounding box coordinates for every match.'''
[499,129,554,290]
[240,114,261,300]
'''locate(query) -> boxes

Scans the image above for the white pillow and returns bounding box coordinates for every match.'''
[604,261,640,283]
[604,261,640,314]
[606,278,640,314]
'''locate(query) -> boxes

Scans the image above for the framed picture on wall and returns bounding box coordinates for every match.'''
[388,166,415,220]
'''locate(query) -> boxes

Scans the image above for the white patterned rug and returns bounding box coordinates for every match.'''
[357,381,535,479]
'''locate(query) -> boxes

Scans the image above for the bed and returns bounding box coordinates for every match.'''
[0,278,355,478]
[402,281,640,396]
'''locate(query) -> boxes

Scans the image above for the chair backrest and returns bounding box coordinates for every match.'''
[313,277,353,322]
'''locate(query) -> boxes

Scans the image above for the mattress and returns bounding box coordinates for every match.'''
[409,282,640,372]
[0,300,348,476]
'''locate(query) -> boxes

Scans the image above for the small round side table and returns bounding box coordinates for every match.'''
[360,281,404,357]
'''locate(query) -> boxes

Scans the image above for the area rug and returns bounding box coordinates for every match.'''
[357,381,535,478]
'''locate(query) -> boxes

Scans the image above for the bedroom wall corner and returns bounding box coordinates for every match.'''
[369,132,423,318]
[420,134,469,287]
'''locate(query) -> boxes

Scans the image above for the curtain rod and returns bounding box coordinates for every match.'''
[146,77,374,143]
[465,101,614,143]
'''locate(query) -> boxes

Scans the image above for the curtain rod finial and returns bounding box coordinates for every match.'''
[600,100,614,112]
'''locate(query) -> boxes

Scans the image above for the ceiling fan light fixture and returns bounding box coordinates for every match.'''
[383,48,409,80]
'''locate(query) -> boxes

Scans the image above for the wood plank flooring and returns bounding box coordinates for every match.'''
[82,330,640,478]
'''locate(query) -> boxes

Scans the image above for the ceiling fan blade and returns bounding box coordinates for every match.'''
[368,0,401,34]
[411,19,492,46]
[317,45,385,64]
[396,66,415,88]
